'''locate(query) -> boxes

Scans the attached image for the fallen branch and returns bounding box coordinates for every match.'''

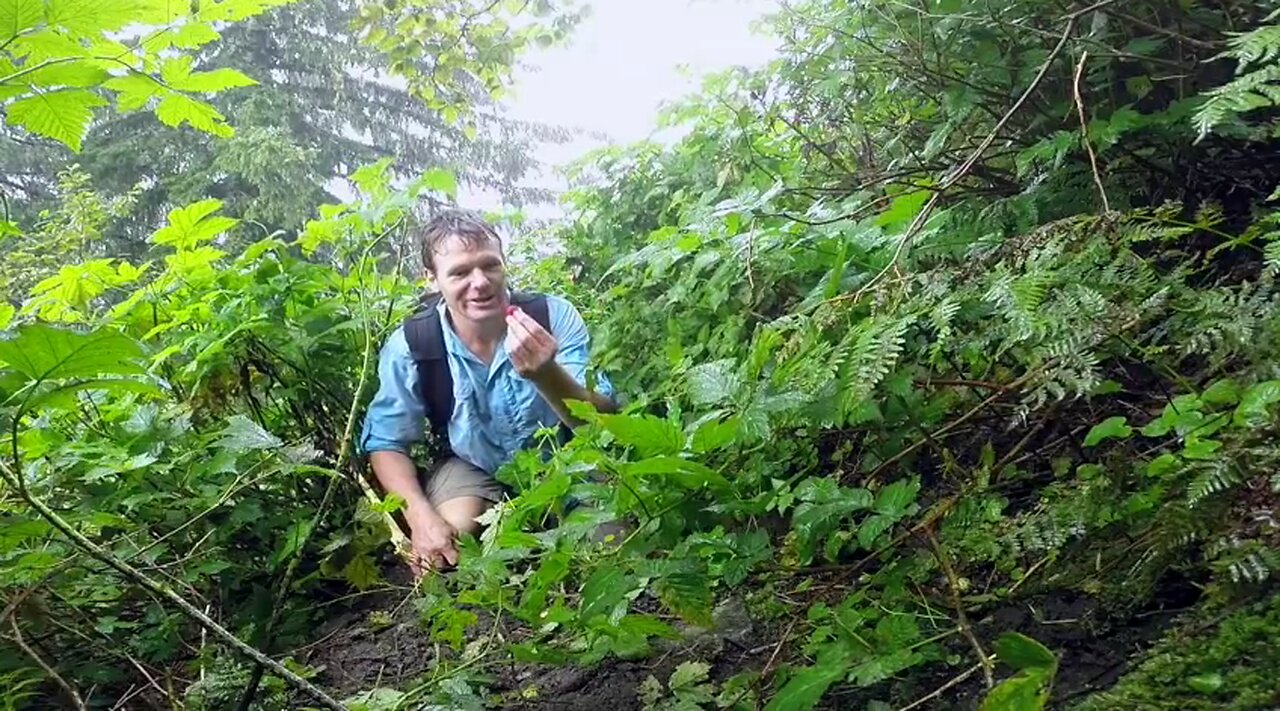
[895,655,995,711]
[870,368,1042,480]
[0,459,346,711]
[925,528,994,689]
[6,614,87,711]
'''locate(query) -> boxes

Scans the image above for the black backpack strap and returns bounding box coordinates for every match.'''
[511,291,552,333]
[403,292,452,442]
[402,290,553,444]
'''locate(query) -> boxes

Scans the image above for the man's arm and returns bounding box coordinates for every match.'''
[505,298,618,425]
[527,359,618,425]
[360,328,457,573]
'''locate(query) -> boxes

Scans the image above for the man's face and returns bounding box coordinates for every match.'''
[429,234,508,323]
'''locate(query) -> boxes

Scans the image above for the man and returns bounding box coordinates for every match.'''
[359,209,617,578]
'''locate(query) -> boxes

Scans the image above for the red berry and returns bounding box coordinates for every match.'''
[506,305,517,316]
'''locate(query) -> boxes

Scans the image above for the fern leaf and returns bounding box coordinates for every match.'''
[1186,462,1239,506]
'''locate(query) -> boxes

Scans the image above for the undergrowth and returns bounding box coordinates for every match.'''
[2,1,1280,710]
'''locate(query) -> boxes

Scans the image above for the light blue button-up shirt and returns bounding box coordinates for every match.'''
[358,293,614,474]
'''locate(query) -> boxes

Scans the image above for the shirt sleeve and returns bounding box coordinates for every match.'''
[358,326,426,455]
[548,295,616,401]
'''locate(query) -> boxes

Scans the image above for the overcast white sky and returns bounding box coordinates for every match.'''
[464,0,781,216]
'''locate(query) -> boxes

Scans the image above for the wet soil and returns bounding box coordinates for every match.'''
[298,566,1198,710]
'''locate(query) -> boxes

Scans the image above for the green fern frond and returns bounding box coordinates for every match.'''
[1228,21,1280,69]
[1194,19,1280,139]
[1264,236,1280,278]
[1186,462,1240,506]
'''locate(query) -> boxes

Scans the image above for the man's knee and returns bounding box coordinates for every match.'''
[434,495,494,535]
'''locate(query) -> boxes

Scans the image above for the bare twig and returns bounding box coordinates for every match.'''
[895,656,995,711]
[7,615,88,711]
[925,529,994,689]
[870,368,1042,480]
[1073,51,1111,213]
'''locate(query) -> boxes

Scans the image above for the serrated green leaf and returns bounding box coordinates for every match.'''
[215,414,283,451]
[579,565,634,621]
[5,88,106,151]
[624,456,730,491]
[857,513,895,550]
[23,377,162,412]
[0,324,144,382]
[598,412,684,457]
[873,477,919,518]
[152,198,238,249]
[764,646,851,711]
[657,571,713,626]
[103,73,164,111]
[686,359,741,406]
[0,303,13,330]
[46,0,141,35]
[154,91,233,136]
[416,167,458,198]
[270,518,315,568]
[519,550,570,616]
[22,60,110,88]
[994,632,1057,671]
[688,412,740,454]
[342,554,382,591]
[670,660,711,689]
[1083,416,1132,447]
[170,66,257,93]
[0,0,45,40]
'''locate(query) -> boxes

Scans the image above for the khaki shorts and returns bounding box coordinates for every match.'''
[421,457,508,505]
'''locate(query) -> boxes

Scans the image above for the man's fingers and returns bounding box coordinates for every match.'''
[505,310,534,339]
[442,546,459,567]
[512,308,555,346]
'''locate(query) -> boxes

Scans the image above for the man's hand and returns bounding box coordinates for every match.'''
[505,306,558,378]
[408,515,459,578]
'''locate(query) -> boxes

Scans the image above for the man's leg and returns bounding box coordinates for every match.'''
[422,457,507,538]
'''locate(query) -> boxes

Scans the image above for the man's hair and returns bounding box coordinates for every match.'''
[417,208,503,272]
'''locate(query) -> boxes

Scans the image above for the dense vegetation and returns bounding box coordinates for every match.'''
[2,0,1278,710]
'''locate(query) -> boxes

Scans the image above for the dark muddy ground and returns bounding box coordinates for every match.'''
[297,565,1195,710]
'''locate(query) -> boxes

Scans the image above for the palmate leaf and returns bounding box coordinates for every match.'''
[0,324,145,382]
[215,414,283,451]
[46,0,144,35]
[152,198,239,249]
[103,73,164,111]
[4,87,106,151]
[154,91,234,137]
[0,0,44,41]
[21,60,110,88]
[159,56,257,92]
